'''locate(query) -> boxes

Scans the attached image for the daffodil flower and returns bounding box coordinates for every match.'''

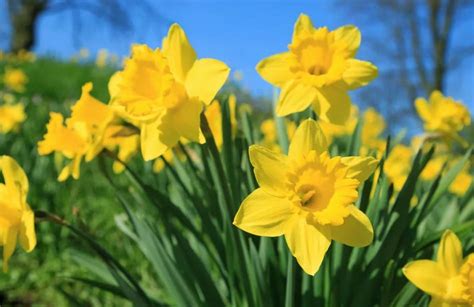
[0,103,26,134]
[415,91,471,145]
[3,68,28,93]
[233,119,378,275]
[403,230,474,306]
[109,23,230,161]
[0,156,36,272]
[38,82,114,181]
[256,14,377,125]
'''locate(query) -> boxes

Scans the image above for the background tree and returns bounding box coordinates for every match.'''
[3,0,161,53]
[338,0,474,131]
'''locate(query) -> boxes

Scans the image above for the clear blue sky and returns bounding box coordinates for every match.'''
[2,0,473,114]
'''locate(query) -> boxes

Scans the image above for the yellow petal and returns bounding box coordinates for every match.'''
[108,71,122,99]
[162,23,197,82]
[428,297,452,307]
[165,98,203,142]
[58,165,71,182]
[341,156,379,183]
[276,81,317,117]
[415,97,431,122]
[233,188,295,237]
[315,85,351,125]
[403,260,448,297]
[140,120,173,161]
[185,58,230,105]
[2,226,18,272]
[329,206,373,247]
[285,216,331,276]
[292,14,314,42]
[437,230,463,277]
[333,25,361,57]
[249,145,289,197]
[19,209,36,252]
[256,52,294,87]
[0,156,29,205]
[288,118,328,160]
[342,59,378,90]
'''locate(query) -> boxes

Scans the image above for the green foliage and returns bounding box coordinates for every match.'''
[0,57,473,306]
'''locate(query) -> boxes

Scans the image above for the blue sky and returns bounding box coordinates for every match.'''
[2,0,473,114]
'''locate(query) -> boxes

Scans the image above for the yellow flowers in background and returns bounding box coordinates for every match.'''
[205,95,237,149]
[360,107,387,156]
[415,90,471,145]
[319,105,358,144]
[38,82,113,181]
[256,14,377,125]
[0,103,26,134]
[260,118,296,152]
[403,230,474,306]
[384,144,412,191]
[3,67,28,93]
[0,156,36,272]
[109,23,230,161]
[449,162,472,196]
[234,119,378,275]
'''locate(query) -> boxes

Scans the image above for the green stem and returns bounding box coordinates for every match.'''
[200,113,256,306]
[284,256,295,307]
[273,87,289,154]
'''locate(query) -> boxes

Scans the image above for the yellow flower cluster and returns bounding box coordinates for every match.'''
[415,91,471,145]
[38,83,114,181]
[1,14,471,286]
[3,68,28,93]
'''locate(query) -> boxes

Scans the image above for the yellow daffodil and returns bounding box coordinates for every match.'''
[3,68,28,93]
[256,14,377,124]
[415,91,471,144]
[403,230,474,306]
[384,144,412,191]
[0,156,36,272]
[449,168,472,196]
[234,119,378,275]
[109,23,230,161]
[102,124,140,174]
[319,105,358,144]
[38,82,113,181]
[205,94,237,149]
[421,156,446,181]
[0,103,26,134]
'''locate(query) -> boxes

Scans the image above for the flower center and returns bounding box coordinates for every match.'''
[288,153,337,212]
[119,46,182,118]
[291,37,334,76]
